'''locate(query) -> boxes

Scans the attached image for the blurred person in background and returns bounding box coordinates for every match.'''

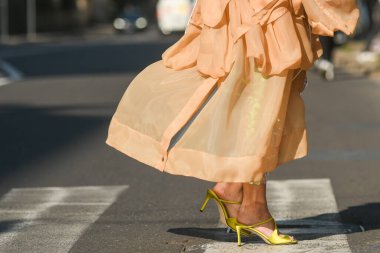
[315,0,380,80]
[356,0,380,64]
[314,36,336,81]
[106,0,359,247]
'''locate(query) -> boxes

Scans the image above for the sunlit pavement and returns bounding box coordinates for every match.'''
[0,32,379,252]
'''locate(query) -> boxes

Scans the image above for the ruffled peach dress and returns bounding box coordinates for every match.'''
[106,0,358,183]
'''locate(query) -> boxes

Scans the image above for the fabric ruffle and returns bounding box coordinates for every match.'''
[302,0,359,36]
[105,0,359,183]
[162,0,359,79]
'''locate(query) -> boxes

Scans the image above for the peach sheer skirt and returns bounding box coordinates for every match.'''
[106,0,359,183]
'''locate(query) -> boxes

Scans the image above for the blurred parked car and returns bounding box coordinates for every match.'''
[156,0,195,35]
[113,6,148,34]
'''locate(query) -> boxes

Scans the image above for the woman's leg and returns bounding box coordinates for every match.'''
[237,183,271,225]
[212,183,243,218]
[237,180,289,237]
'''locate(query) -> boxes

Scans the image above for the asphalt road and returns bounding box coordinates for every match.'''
[0,31,379,252]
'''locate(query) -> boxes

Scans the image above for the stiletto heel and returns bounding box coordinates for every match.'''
[236,226,242,246]
[234,217,297,246]
[199,189,250,236]
[199,192,212,212]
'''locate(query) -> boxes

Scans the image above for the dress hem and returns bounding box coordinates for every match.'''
[106,117,307,183]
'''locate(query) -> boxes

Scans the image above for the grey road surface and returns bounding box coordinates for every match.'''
[0,32,379,252]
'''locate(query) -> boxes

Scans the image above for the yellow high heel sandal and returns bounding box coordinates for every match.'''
[235,216,298,246]
[199,189,249,235]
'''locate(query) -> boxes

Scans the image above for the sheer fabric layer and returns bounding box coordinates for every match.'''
[106,0,358,182]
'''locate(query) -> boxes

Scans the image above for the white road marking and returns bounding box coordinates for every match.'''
[194,179,357,253]
[0,185,128,252]
[0,60,23,87]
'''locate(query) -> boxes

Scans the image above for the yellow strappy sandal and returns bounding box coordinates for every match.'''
[199,189,249,235]
[235,216,298,246]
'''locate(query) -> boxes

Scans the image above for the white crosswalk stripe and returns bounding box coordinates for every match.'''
[0,60,23,87]
[0,185,128,252]
[192,179,358,253]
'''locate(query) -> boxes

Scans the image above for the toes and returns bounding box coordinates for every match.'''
[278,233,296,241]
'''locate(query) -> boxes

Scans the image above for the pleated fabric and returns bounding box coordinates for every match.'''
[106,0,359,183]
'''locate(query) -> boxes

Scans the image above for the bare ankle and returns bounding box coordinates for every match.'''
[213,183,243,201]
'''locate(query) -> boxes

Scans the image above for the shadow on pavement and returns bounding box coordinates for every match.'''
[167,202,380,242]
[340,202,380,230]
[0,220,24,234]
[0,104,111,182]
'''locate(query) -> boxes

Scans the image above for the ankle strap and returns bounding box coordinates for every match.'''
[208,189,242,204]
[245,216,274,228]
[218,198,242,204]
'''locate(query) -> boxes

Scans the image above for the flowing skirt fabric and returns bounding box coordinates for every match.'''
[106,0,359,183]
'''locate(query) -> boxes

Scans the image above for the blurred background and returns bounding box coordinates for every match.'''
[0,0,195,39]
[0,0,379,78]
[0,1,380,252]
